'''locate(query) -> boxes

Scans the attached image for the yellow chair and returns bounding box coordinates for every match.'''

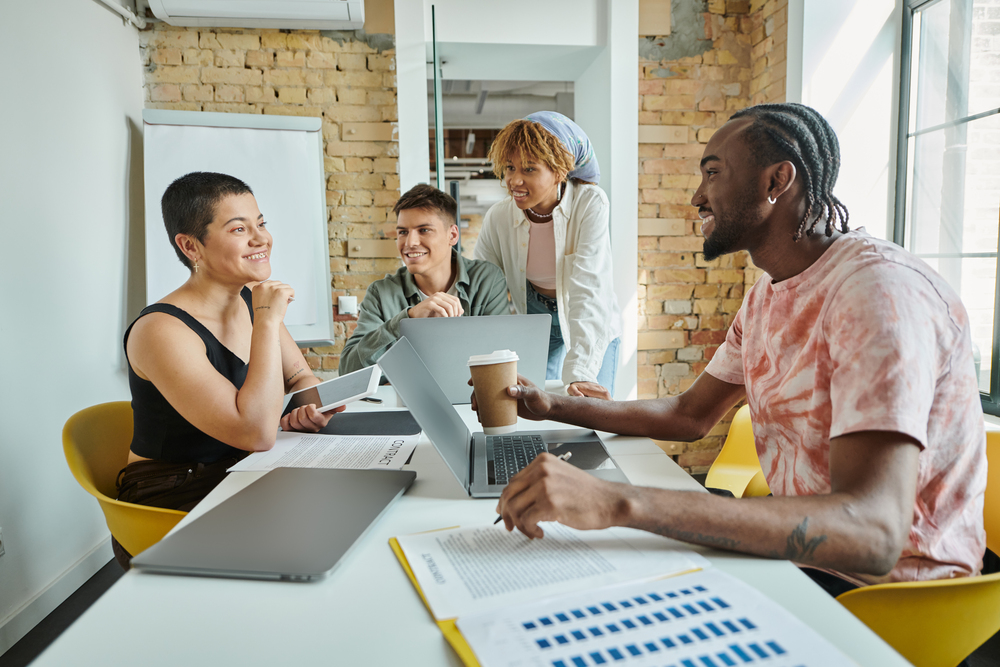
[985,431,1000,554]
[705,405,771,498]
[63,401,186,557]
[836,430,1000,667]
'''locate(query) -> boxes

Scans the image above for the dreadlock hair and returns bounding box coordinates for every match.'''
[729,103,850,241]
[487,119,575,183]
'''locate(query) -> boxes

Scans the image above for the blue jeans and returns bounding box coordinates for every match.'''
[526,282,620,395]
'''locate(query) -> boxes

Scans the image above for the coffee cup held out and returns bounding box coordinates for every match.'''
[468,349,519,435]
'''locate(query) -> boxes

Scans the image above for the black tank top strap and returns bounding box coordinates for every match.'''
[123,286,254,353]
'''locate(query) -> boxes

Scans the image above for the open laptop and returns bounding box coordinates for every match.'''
[131,468,415,581]
[378,337,628,498]
[399,314,550,404]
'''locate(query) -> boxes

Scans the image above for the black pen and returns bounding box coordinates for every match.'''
[494,452,572,525]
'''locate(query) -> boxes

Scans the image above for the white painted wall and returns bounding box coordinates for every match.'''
[0,0,144,653]
[394,0,639,399]
[789,0,904,240]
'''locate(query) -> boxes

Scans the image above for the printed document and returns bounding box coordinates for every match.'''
[396,523,709,620]
[228,432,417,472]
[457,567,855,667]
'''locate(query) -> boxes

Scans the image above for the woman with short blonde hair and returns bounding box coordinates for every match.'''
[476,112,622,398]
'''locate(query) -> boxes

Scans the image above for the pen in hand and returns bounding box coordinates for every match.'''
[494,451,572,525]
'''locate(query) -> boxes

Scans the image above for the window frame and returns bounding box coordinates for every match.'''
[894,0,1000,416]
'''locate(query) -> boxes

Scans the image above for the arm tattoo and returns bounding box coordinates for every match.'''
[285,368,305,383]
[254,306,271,311]
[784,517,827,561]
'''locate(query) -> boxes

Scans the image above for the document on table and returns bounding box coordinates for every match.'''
[457,568,856,667]
[395,523,709,620]
[228,431,418,472]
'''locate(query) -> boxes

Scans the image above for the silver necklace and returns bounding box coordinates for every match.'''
[526,182,564,221]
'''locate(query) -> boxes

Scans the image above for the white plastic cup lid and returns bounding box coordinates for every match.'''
[468,349,519,367]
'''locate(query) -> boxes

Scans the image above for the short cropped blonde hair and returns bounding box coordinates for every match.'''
[488,119,575,182]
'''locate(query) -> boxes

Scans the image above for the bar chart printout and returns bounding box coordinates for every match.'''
[456,568,856,667]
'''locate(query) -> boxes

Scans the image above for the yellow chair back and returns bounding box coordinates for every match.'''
[836,428,999,666]
[62,401,186,557]
[837,571,1000,667]
[985,431,1000,554]
[705,405,771,498]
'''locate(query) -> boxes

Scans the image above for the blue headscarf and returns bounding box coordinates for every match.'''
[524,111,601,185]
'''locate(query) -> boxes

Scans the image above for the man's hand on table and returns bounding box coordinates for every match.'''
[567,381,612,400]
[496,452,631,539]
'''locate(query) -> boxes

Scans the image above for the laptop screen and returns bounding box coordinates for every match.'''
[378,338,472,491]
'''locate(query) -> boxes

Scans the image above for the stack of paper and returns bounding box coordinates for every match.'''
[392,524,855,667]
[229,432,418,472]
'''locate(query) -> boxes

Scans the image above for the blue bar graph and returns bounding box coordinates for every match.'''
[728,644,753,663]
[716,652,737,666]
[621,619,636,630]
[537,639,552,649]
[605,623,621,634]
[738,618,757,630]
[589,627,604,637]
[692,628,709,641]
[653,612,668,622]
[748,643,768,658]
[571,630,586,641]
[625,644,642,656]
[571,609,586,619]
[590,651,607,664]
[541,617,554,626]
[556,613,571,623]
[644,642,660,652]
[555,635,570,645]
[524,621,537,630]
[637,615,653,626]
[712,597,730,609]
[602,602,617,612]
[607,648,624,661]
[588,606,603,615]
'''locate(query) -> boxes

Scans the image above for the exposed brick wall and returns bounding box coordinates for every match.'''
[749,0,788,105]
[638,0,785,473]
[140,25,399,376]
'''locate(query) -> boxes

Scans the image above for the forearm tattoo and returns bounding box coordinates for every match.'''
[784,517,827,561]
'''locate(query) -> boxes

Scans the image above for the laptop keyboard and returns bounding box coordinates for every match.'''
[487,434,546,485]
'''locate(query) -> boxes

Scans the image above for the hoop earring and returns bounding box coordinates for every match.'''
[767,195,777,205]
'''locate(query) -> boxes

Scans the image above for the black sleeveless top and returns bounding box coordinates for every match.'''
[124,288,253,464]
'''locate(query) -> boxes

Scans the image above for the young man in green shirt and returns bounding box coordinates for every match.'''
[339,184,510,374]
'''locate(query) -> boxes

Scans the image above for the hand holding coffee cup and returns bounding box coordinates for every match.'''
[468,350,519,434]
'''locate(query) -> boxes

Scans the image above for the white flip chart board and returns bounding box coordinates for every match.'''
[142,109,333,345]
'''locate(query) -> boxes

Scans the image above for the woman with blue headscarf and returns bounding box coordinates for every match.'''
[475,111,622,399]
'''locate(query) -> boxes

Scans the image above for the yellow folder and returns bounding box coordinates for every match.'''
[388,536,482,667]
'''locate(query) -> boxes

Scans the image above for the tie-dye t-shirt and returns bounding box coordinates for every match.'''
[705,230,986,585]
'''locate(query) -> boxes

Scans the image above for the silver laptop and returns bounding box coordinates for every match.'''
[399,314,550,404]
[131,468,415,581]
[378,337,628,498]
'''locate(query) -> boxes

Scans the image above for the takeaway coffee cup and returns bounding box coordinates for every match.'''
[468,349,519,435]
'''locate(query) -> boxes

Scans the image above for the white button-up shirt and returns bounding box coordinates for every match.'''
[474,181,623,385]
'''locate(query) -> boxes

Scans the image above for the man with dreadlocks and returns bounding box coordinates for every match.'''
[484,103,986,596]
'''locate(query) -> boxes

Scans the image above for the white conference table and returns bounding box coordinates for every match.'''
[35,385,910,666]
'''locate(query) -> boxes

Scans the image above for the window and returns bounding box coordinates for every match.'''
[896,0,1000,414]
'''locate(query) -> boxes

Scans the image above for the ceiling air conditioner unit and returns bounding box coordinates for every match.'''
[147,0,364,30]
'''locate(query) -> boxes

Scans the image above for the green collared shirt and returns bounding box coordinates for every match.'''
[339,250,511,374]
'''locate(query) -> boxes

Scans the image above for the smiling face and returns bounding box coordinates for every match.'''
[692,118,767,261]
[183,192,272,284]
[503,154,564,213]
[395,207,458,280]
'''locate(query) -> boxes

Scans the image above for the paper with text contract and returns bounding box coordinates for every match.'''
[396,523,709,621]
[228,431,418,472]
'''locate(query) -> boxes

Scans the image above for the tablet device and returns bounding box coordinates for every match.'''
[281,365,381,417]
